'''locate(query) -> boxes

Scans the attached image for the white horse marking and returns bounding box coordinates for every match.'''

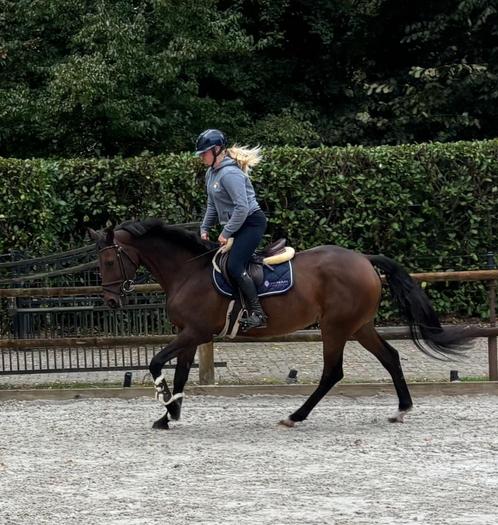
[388,408,411,423]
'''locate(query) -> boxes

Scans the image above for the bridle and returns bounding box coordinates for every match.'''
[99,243,139,296]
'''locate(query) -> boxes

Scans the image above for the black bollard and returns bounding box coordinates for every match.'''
[450,370,460,382]
[123,371,132,387]
[286,369,298,384]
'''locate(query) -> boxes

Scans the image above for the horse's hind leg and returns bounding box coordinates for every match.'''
[281,326,347,427]
[354,322,413,422]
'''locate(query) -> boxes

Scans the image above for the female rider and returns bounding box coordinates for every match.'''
[196,129,267,331]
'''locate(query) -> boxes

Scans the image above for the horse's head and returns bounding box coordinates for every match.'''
[89,227,139,309]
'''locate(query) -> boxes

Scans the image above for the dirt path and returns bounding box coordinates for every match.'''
[1,394,497,525]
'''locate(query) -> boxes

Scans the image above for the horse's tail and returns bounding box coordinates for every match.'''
[367,254,475,359]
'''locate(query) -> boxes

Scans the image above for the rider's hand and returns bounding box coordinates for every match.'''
[218,234,228,246]
[200,232,209,241]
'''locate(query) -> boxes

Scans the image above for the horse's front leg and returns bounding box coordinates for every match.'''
[149,333,202,429]
[165,345,197,421]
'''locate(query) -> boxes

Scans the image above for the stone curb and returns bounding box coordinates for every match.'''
[1,382,497,401]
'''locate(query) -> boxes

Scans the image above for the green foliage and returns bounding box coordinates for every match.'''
[330,0,498,145]
[1,140,496,317]
[8,154,208,247]
[1,1,497,156]
[239,105,321,146]
[0,0,259,156]
[0,158,59,252]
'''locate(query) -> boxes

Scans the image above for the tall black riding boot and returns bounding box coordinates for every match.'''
[235,271,267,331]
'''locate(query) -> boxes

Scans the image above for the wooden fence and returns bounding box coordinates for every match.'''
[1,268,497,382]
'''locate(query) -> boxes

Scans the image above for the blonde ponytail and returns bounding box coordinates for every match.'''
[227,145,262,175]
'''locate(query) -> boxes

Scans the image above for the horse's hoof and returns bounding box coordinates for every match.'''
[388,408,410,423]
[152,417,170,430]
[278,418,295,428]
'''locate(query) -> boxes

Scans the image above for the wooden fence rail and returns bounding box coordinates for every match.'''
[1,270,498,297]
[1,268,497,382]
[2,326,498,349]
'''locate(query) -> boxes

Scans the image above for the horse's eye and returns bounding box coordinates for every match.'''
[105,260,114,267]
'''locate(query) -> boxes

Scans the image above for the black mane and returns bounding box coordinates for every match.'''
[116,219,217,255]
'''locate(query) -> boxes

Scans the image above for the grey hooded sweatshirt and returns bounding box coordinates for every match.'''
[200,156,261,239]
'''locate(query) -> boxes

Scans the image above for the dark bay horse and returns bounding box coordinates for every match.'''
[90,219,478,429]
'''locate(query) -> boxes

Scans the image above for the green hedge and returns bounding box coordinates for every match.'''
[1,140,496,317]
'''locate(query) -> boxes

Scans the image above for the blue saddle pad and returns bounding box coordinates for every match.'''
[213,261,294,298]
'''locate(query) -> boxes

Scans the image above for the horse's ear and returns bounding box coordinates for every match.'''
[87,228,102,241]
[104,223,115,244]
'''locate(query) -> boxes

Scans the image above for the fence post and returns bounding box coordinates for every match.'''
[198,340,215,385]
[487,252,497,381]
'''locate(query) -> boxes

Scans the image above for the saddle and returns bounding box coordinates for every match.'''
[214,238,295,287]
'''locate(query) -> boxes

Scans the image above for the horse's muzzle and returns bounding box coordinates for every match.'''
[104,294,122,309]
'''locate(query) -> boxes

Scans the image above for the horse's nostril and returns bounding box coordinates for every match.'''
[107,298,119,309]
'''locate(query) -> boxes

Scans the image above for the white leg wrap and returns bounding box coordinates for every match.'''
[156,391,184,407]
[154,374,166,387]
[164,392,184,406]
[154,375,185,406]
[154,374,168,404]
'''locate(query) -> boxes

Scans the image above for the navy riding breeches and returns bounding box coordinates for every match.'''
[226,209,267,279]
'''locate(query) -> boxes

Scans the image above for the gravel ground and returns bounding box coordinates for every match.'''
[1,394,497,525]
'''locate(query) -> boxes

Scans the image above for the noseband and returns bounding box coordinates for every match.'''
[99,244,138,296]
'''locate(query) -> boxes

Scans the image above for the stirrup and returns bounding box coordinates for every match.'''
[240,312,267,331]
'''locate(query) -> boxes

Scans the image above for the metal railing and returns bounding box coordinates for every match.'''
[0,240,496,382]
[0,268,496,382]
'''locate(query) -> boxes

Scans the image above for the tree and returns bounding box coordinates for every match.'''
[0,0,258,156]
[0,0,497,156]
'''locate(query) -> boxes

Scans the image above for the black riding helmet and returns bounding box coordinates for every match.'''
[195,129,227,155]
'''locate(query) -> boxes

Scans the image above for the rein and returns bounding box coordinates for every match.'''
[185,246,220,263]
[99,244,138,295]
[99,237,218,297]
